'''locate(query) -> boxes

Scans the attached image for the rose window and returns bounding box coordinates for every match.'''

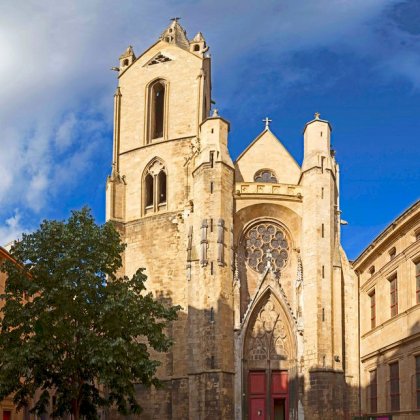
[244,223,289,274]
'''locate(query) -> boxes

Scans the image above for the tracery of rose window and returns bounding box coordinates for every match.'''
[254,169,278,183]
[244,223,289,274]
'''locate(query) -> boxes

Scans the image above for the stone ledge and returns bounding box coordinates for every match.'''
[234,182,303,200]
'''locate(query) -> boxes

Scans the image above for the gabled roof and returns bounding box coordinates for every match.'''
[236,128,300,170]
[117,21,207,79]
[235,128,301,185]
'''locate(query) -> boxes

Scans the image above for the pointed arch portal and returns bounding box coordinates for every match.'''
[243,291,296,420]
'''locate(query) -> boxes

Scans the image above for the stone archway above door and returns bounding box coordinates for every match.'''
[243,291,296,420]
[245,291,294,370]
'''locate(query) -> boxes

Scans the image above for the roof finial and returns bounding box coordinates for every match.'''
[170,17,181,22]
[263,117,272,130]
[314,112,320,120]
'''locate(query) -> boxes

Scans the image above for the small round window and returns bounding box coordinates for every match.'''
[244,222,289,274]
[254,169,277,183]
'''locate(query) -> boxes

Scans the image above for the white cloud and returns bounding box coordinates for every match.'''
[0,210,27,247]
[55,114,77,152]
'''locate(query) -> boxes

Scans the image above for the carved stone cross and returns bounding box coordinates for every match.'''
[263,117,272,130]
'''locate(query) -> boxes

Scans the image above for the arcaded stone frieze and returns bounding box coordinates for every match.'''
[235,182,303,199]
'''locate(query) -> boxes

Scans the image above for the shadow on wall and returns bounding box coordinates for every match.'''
[109,299,420,420]
[356,319,420,420]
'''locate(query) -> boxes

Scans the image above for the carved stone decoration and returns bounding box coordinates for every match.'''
[295,254,304,333]
[217,218,225,266]
[147,53,172,66]
[233,252,239,288]
[200,219,208,267]
[147,159,165,176]
[186,226,193,281]
[244,222,289,275]
[246,294,290,362]
[233,252,241,330]
[230,227,234,271]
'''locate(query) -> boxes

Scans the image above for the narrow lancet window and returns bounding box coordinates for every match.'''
[158,171,167,204]
[145,174,154,207]
[150,81,165,140]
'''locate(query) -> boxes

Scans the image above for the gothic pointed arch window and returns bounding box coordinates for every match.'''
[143,158,167,215]
[254,169,278,183]
[148,79,167,142]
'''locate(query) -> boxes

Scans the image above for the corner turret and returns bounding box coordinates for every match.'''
[197,109,233,169]
[119,46,135,74]
[302,112,332,172]
[190,32,208,56]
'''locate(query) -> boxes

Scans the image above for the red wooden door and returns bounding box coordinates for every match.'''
[3,411,11,420]
[248,371,289,419]
[249,371,266,419]
[250,398,266,419]
[271,371,288,420]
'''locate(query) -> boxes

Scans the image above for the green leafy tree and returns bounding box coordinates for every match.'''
[0,208,179,420]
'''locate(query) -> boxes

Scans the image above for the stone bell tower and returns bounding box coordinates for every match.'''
[106,19,235,419]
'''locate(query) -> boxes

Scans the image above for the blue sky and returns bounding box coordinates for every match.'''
[0,0,419,260]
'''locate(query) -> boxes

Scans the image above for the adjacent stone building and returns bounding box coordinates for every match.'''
[0,246,25,420]
[354,200,420,420]
[105,20,360,420]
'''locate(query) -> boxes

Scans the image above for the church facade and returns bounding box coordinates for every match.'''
[105,20,360,420]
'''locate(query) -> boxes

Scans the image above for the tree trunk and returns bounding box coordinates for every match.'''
[72,399,80,420]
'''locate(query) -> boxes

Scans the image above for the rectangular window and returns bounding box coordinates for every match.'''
[416,262,420,304]
[369,369,377,413]
[389,362,400,411]
[390,276,398,317]
[416,356,420,409]
[321,224,325,238]
[369,290,376,329]
[209,151,214,168]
